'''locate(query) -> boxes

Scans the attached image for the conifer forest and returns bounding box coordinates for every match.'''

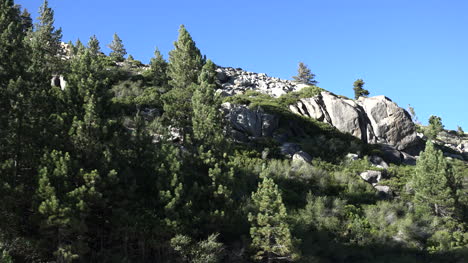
[0,1,467,262]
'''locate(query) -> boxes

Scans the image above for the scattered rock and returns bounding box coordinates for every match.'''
[216,67,306,98]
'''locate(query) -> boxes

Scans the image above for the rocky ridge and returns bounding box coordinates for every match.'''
[216,67,308,98]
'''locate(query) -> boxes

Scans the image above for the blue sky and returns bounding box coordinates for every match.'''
[16,0,468,130]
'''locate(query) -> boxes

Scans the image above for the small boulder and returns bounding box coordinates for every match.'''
[369,155,389,169]
[380,144,403,164]
[360,170,384,184]
[293,151,312,163]
[281,143,301,157]
[374,185,393,197]
[346,153,359,161]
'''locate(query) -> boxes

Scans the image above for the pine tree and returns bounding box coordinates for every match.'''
[191,60,224,149]
[353,78,369,99]
[167,24,204,90]
[248,173,298,262]
[87,35,101,56]
[0,0,28,84]
[411,141,455,216]
[163,25,205,137]
[19,8,32,33]
[145,47,169,88]
[36,150,102,262]
[108,32,126,62]
[29,0,63,80]
[292,62,317,85]
[426,115,444,140]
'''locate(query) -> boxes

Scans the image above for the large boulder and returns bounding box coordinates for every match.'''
[291,92,418,151]
[290,92,376,143]
[359,96,417,150]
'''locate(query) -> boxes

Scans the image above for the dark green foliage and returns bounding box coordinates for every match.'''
[0,0,27,84]
[167,24,204,90]
[29,0,63,79]
[292,62,317,85]
[192,60,224,148]
[1,2,467,263]
[353,78,369,99]
[143,47,169,88]
[163,25,205,137]
[108,32,126,62]
[170,233,225,263]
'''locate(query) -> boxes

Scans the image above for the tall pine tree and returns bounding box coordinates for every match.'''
[163,25,205,137]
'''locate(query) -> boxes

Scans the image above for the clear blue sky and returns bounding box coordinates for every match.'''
[16,0,468,130]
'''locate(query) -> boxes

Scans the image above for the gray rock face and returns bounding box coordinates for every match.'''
[290,91,417,151]
[222,102,279,139]
[360,96,417,150]
[216,67,308,98]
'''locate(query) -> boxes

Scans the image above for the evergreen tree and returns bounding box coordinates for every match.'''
[353,78,369,99]
[167,24,204,90]
[163,25,205,137]
[292,62,317,85]
[426,115,444,139]
[36,150,102,262]
[191,60,224,149]
[108,32,126,62]
[29,0,63,80]
[411,141,455,216]
[19,8,32,33]
[457,125,464,136]
[87,34,101,56]
[0,0,28,84]
[248,173,298,262]
[145,47,169,88]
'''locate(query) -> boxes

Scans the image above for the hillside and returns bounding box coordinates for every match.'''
[1,1,468,263]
